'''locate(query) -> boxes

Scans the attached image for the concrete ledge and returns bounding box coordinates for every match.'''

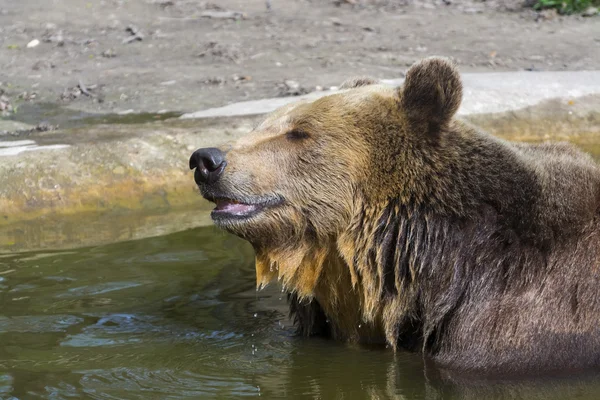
[0,117,260,237]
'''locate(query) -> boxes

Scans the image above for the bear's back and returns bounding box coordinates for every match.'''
[511,141,600,237]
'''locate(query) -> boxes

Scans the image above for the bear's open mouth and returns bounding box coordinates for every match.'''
[203,194,284,221]
[214,198,259,216]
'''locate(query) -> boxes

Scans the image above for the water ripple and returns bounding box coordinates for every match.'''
[76,368,260,399]
[0,314,83,333]
[57,282,143,297]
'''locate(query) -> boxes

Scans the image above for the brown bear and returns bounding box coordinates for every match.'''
[189,57,600,376]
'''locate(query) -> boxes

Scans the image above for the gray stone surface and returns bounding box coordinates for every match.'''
[181,71,600,119]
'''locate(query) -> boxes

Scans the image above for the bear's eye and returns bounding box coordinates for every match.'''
[285,129,310,141]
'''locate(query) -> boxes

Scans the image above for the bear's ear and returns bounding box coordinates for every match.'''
[400,57,462,134]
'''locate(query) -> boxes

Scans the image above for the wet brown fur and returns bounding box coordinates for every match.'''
[197,57,600,375]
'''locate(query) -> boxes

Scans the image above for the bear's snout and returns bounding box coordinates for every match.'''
[189,147,226,185]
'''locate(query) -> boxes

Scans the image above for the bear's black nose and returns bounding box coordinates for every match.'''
[189,147,226,184]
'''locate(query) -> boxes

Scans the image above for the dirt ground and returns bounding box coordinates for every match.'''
[0,0,599,117]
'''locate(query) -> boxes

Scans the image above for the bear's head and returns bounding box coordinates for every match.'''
[190,57,463,295]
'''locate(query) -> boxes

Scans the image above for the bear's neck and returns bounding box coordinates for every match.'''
[255,241,387,343]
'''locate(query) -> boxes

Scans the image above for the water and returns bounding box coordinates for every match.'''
[5,102,181,131]
[1,143,600,399]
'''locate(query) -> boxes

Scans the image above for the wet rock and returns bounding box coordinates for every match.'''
[35,122,57,132]
[60,82,99,101]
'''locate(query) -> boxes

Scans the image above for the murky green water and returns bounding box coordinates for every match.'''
[4,225,600,399]
[1,142,600,399]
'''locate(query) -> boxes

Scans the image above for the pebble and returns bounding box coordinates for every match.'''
[329,17,342,26]
[284,80,300,90]
[101,49,117,58]
[27,39,40,48]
